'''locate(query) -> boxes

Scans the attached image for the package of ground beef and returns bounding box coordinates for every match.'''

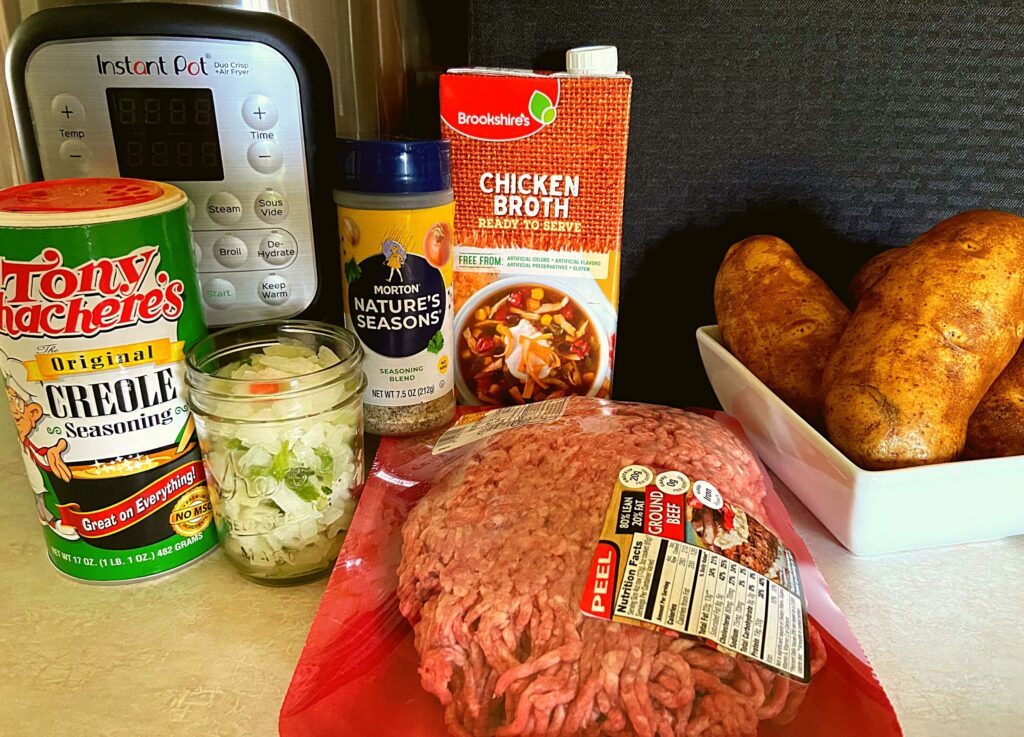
[280,398,902,737]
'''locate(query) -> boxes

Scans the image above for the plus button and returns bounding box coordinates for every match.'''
[61,106,74,119]
[253,107,266,120]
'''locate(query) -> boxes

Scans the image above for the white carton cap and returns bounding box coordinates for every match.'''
[565,45,618,75]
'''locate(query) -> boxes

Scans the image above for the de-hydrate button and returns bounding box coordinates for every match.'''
[203,277,236,309]
[254,189,288,224]
[258,231,297,266]
[207,192,243,225]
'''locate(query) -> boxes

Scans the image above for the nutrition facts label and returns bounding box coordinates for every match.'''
[580,464,810,683]
[615,533,807,680]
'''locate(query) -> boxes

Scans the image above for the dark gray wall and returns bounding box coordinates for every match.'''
[469,1,1024,407]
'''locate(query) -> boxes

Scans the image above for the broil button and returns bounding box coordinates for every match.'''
[213,234,248,268]
[258,274,290,306]
[254,190,288,224]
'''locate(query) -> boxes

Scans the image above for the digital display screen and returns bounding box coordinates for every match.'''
[106,88,224,181]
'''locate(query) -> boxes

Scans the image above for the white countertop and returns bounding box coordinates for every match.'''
[1,411,1021,737]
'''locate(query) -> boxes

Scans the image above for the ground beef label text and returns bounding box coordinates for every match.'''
[580,465,811,681]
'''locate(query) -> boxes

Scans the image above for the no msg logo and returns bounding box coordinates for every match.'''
[347,253,445,358]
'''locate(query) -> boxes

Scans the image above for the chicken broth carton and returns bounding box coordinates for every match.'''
[440,46,631,406]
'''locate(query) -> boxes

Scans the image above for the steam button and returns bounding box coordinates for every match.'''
[203,277,236,309]
[254,190,288,223]
[242,94,278,131]
[258,274,290,306]
[207,192,243,225]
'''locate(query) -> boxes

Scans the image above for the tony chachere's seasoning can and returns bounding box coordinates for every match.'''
[335,139,456,436]
[0,178,217,582]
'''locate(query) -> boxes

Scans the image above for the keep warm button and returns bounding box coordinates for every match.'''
[254,189,288,224]
[259,274,290,306]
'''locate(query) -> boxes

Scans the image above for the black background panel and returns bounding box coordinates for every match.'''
[469,0,1024,407]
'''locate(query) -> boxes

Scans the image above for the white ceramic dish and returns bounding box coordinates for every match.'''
[454,277,611,405]
[697,324,1024,555]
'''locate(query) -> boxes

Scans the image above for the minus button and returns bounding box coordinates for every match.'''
[247,140,282,174]
[59,140,91,169]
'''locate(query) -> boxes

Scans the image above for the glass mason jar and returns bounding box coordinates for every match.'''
[186,321,366,585]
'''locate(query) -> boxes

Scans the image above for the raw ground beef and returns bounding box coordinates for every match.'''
[397,399,826,737]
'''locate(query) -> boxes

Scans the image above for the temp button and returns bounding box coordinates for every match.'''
[59,140,91,171]
[213,234,248,268]
[207,192,243,225]
[259,274,290,306]
[258,231,297,266]
[51,93,84,121]
[254,190,288,223]
[203,277,236,309]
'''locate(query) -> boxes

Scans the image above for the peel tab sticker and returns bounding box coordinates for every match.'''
[432,397,570,454]
[580,465,811,682]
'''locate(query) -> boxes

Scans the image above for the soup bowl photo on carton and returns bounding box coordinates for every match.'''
[454,277,611,406]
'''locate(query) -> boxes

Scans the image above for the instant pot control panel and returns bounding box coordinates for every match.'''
[7,4,341,327]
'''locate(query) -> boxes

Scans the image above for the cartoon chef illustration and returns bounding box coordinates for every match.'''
[4,370,78,541]
[383,238,407,283]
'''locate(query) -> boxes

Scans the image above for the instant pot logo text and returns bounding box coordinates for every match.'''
[96,53,209,77]
[0,247,184,338]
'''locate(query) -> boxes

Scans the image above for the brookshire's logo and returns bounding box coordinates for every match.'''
[441,75,560,141]
[96,53,208,77]
[0,247,184,338]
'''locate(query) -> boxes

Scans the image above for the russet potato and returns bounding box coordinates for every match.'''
[715,235,850,426]
[847,248,902,307]
[964,348,1024,459]
[823,210,1024,469]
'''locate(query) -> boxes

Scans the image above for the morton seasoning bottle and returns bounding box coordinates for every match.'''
[335,139,456,435]
[0,178,217,583]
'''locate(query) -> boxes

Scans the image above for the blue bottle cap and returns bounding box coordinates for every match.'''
[335,139,452,194]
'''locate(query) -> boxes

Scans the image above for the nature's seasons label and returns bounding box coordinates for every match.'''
[340,202,455,407]
[0,201,217,581]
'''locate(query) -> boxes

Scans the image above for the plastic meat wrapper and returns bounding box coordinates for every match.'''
[280,399,902,737]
